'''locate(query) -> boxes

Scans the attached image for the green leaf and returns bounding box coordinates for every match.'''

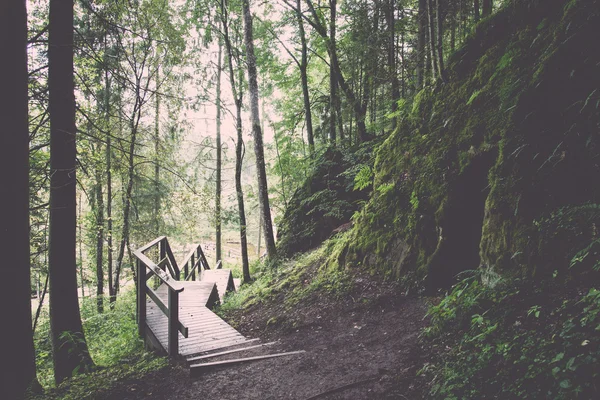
[559,379,571,389]
[552,352,565,363]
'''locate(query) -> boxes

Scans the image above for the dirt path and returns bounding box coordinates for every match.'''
[101,275,428,400]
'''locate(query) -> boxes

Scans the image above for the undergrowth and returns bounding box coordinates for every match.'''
[218,232,354,317]
[32,288,167,396]
[421,270,600,399]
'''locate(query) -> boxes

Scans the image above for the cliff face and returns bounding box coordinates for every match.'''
[343,0,600,288]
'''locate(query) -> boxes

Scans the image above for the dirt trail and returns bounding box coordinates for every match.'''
[101,274,428,400]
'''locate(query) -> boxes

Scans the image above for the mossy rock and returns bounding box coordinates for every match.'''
[344,0,600,289]
[277,143,378,258]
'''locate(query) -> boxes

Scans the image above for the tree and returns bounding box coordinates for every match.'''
[0,0,38,396]
[296,0,315,155]
[482,0,492,17]
[242,0,277,260]
[48,0,94,383]
[215,42,223,264]
[386,0,400,130]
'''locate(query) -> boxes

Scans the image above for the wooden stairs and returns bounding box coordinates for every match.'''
[134,237,304,374]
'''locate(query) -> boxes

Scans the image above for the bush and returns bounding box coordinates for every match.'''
[421,274,600,399]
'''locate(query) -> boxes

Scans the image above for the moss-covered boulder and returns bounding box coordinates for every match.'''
[344,0,600,289]
[277,144,376,258]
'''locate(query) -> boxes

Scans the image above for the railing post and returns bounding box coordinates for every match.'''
[159,238,166,267]
[168,288,179,357]
[137,258,146,337]
[187,253,193,281]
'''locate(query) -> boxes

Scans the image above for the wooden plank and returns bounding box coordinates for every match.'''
[177,332,245,346]
[181,338,258,356]
[186,342,276,363]
[149,323,237,337]
[137,236,166,253]
[133,250,183,292]
[186,338,260,356]
[146,288,188,338]
[189,351,306,371]
[147,286,169,316]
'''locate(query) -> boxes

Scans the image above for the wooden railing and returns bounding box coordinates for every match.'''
[134,236,188,357]
[179,243,212,281]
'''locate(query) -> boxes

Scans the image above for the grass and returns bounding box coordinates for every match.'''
[31,288,168,398]
[218,232,354,318]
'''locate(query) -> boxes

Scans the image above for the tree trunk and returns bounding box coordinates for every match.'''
[329,0,337,145]
[427,0,439,81]
[78,193,85,298]
[154,67,161,238]
[220,0,251,280]
[94,159,104,313]
[0,0,39,395]
[474,0,480,22]
[48,0,94,382]
[417,0,427,88]
[242,0,277,260]
[386,0,400,130]
[215,42,223,264]
[296,0,314,155]
[435,0,445,80]
[112,89,142,303]
[482,0,492,17]
[305,0,369,142]
[106,108,113,306]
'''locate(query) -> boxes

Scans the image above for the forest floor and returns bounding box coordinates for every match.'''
[90,269,429,400]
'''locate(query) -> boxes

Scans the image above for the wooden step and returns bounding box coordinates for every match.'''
[186,342,277,363]
[199,269,235,301]
[189,351,306,374]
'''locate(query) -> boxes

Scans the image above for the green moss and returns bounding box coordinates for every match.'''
[341,0,600,289]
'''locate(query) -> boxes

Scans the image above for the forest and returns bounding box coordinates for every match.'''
[1,0,599,398]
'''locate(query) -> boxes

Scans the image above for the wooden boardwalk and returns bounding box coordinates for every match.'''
[136,237,303,370]
[145,274,252,357]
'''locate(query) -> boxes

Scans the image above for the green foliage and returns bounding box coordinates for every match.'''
[34,289,150,389]
[343,0,600,287]
[353,165,373,191]
[277,143,377,257]
[422,275,600,399]
[219,233,354,320]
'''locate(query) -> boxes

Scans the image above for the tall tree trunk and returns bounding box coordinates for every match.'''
[427,0,439,81]
[78,193,85,298]
[329,0,337,145]
[482,0,492,17]
[386,0,400,130]
[474,0,480,22]
[296,0,314,155]
[220,0,251,280]
[112,91,142,303]
[416,0,427,89]
[242,0,277,260]
[94,159,104,313]
[154,67,161,237]
[48,0,94,382]
[0,0,39,395]
[435,0,445,80]
[106,107,114,305]
[215,43,223,264]
[78,193,84,298]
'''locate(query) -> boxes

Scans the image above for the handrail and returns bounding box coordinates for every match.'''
[133,249,183,292]
[137,235,167,253]
[134,236,187,357]
[180,243,212,281]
